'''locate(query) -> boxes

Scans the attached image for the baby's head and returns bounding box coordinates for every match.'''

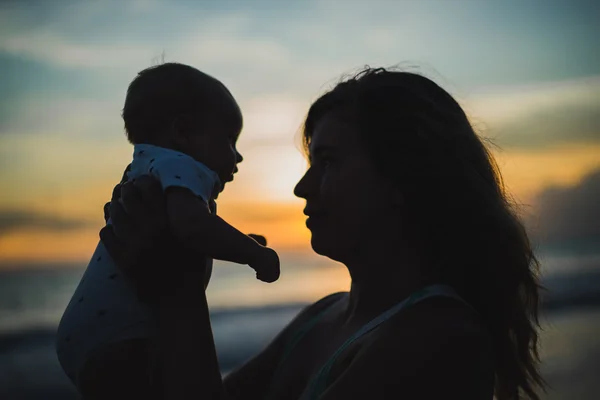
[122,62,243,184]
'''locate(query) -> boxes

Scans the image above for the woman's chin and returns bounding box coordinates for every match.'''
[310,236,327,255]
[310,236,339,259]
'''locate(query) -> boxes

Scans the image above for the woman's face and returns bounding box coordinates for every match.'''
[294,109,397,264]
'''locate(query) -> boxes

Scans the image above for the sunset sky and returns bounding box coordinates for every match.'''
[0,0,598,269]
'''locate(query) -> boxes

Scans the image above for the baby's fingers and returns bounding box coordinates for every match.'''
[248,234,267,246]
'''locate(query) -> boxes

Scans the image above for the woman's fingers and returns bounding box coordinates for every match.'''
[133,176,168,240]
[103,201,111,223]
[120,181,145,217]
[120,181,159,236]
[120,164,132,184]
[111,182,123,202]
[108,181,147,250]
[99,226,127,267]
[111,176,168,251]
[135,175,165,213]
[109,197,140,244]
[121,177,166,225]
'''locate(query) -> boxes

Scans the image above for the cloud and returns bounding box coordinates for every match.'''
[0,31,158,69]
[467,76,600,149]
[0,3,292,73]
[0,97,122,137]
[2,0,596,93]
[239,96,309,143]
[530,168,600,245]
[0,209,92,235]
[1,0,597,117]
[493,96,600,149]
[494,105,600,149]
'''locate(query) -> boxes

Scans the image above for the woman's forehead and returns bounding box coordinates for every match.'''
[309,111,357,154]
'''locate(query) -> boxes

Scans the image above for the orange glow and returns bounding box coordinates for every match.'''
[0,228,99,266]
[1,143,598,268]
[217,200,311,250]
[0,201,314,267]
[493,144,600,204]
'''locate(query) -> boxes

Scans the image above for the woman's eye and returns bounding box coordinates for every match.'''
[318,157,332,168]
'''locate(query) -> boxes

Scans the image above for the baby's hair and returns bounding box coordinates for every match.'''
[122,62,226,144]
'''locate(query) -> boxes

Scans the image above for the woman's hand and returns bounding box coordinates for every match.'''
[100,174,195,305]
[102,174,168,259]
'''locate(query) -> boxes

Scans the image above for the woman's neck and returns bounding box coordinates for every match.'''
[341,244,432,326]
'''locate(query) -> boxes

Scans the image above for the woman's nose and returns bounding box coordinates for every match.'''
[294,169,313,199]
[236,150,243,164]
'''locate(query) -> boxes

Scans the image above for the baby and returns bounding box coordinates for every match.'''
[56,63,280,389]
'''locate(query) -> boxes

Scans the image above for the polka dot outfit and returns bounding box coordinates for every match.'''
[56,144,221,386]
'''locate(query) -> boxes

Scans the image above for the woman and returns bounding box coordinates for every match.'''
[85,68,545,399]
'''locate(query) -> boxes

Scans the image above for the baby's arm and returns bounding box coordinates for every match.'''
[166,187,280,283]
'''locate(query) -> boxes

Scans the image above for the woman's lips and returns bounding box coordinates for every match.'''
[306,217,314,228]
[304,208,325,228]
[305,215,324,229]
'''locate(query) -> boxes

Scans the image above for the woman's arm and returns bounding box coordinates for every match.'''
[157,267,225,400]
[99,175,343,399]
[101,176,224,400]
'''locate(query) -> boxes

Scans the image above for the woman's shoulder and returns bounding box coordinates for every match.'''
[321,297,495,399]
[381,295,491,347]
[364,296,494,379]
[305,291,348,317]
[278,291,348,340]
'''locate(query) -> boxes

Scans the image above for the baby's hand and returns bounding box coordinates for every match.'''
[251,247,280,283]
[248,234,267,247]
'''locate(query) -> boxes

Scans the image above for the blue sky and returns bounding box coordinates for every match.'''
[0,0,599,264]
[2,0,598,96]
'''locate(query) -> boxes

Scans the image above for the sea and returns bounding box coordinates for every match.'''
[0,247,599,400]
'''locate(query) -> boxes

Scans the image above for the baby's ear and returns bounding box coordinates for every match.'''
[169,114,197,145]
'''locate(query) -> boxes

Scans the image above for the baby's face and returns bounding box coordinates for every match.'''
[190,124,241,187]
[186,101,243,190]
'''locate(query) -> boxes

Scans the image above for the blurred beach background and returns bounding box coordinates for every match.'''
[0,0,599,399]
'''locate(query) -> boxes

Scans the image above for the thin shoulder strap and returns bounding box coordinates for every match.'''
[305,284,470,399]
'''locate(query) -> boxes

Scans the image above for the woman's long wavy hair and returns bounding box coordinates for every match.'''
[303,67,545,399]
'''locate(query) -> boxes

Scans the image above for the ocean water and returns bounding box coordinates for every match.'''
[0,251,599,399]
